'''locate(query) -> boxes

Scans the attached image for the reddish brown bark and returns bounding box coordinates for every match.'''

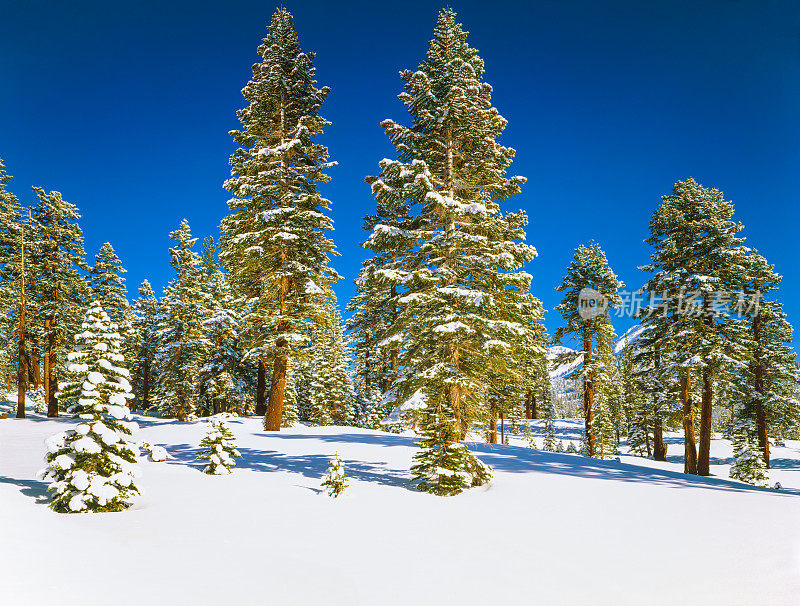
[16,224,26,419]
[752,313,770,468]
[264,340,287,431]
[697,370,714,476]
[524,389,532,420]
[255,358,267,416]
[583,333,595,457]
[500,412,505,444]
[682,368,698,474]
[488,405,497,444]
[653,345,666,461]
[31,344,40,389]
[46,330,58,417]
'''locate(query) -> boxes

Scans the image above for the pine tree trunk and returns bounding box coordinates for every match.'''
[31,344,40,389]
[46,330,58,417]
[16,244,26,419]
[653,345,666,461]
[524,389,532,419]
[488,404,497,444]
[583,333,595,457]
[16,347,27,419]
[140,358,150,413]
[447,343,463,439]
[752,313,770,468]
[255,358,267,416]
[43,320,50,408]
[653,413,666,461]
[531,393,537,419]
[682,368,698,474]
[697,369,714,476]
[264,339,287,431]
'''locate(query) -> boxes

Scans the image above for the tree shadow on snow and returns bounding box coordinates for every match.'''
[164,441,416,491]
[469,442,799,497]
[0,476,49,503]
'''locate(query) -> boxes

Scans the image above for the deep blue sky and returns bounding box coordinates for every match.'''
[1,0,798,347]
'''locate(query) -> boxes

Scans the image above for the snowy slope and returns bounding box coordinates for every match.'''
[1,409,799,606]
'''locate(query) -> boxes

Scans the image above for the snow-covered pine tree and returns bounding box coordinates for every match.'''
[90,242,128,332]
[320,452,348,497]
[197,238,253,416]
[43,300,139,512]
[220,7,339,430]
[554,241,623,458]
[348,160,415,423]
[367,8,537,495]
[728,417,768,486]
[0,159,26,417]
[642,179,751,475]
[153,220,208,420]
[738,250,800,466]
[29,187,90,417]
[308,296,356,426]
[410,412,492,496]
[197,420,242,475]
[127,280,158,412]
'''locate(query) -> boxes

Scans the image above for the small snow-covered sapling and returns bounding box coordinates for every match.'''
[197,420,241,475]
[321,453,348,498]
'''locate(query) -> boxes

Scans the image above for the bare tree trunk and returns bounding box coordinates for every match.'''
[500,412,505,444]
[255,358,266,416]
[46,330,58,417]
[488,404,497,444]
[524,389,532,419]
[696,369,714,476]
[140,358,150,413]
[653,345,666,461]
[531,393,537,420]
[16,221,26,419]
[264,339,287,431]
[751,313,770,468]
[682,368,698,474]
[583,332,595,457]
[31,343,40,389]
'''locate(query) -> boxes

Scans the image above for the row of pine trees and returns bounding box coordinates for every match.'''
[3,8,798,496]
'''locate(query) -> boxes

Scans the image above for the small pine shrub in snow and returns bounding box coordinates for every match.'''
[411,413,492,497]
[321,453,348,498]
[43,301,140,513]
[543,416,557,451]
[565,441,578,454]
[555,440,565,453]
[197,420,241,475]
[139,442,169,462]
[30,387,47,414]
[729,418,768,486]
[522,421,533,446]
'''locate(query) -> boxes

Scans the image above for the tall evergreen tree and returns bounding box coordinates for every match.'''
[309,297,356,426]
[29,188,89,417]
[0,159,26,417]
[364,8,537,494]
[153,220,208,420]
[44,301,139,512]
[90,242,128,329]
[642,178,750,475]
[220,7,339,430]
[554,241,623,457]
[127,280,158,412]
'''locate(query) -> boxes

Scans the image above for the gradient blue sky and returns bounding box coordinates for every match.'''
[1,0,798,347]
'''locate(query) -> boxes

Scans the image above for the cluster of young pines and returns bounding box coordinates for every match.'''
[1,8,797,502]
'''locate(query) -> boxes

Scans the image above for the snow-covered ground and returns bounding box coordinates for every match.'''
[2,405,799,605]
